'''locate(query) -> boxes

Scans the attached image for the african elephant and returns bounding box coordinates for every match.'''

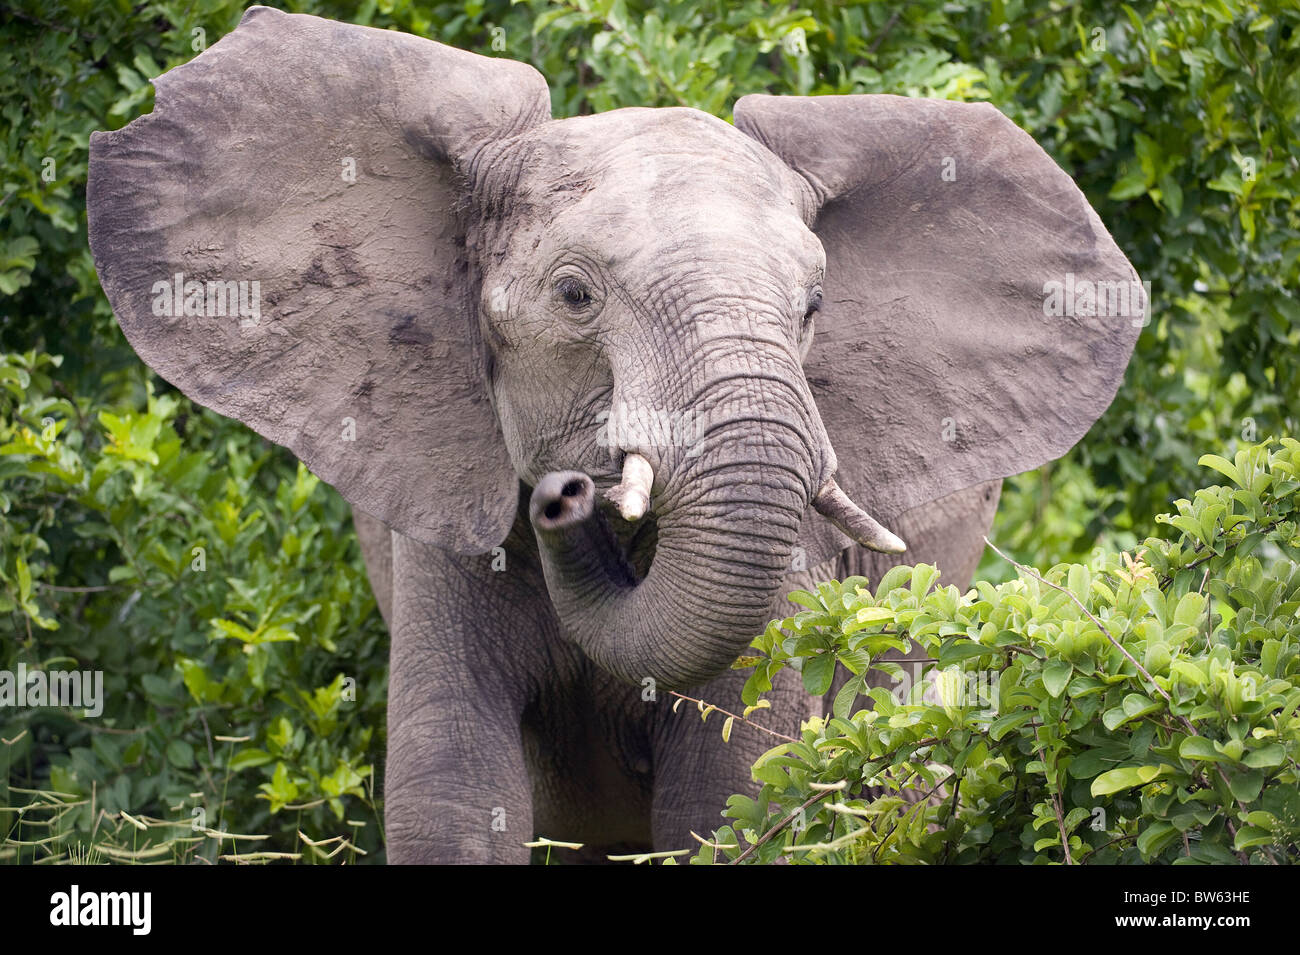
[86,7,1143,863]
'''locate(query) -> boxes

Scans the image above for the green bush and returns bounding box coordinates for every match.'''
[0,350,384,863]
[697,440,1300,864]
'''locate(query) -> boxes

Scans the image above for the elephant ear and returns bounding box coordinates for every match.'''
[735,94,1143,568]
[88,6,550,553]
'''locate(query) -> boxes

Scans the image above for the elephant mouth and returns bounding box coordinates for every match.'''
[607,504,659,582]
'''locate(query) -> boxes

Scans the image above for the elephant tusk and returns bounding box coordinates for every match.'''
[605,452,654,521]
[812,478,907,554]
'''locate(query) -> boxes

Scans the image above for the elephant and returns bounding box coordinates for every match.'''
[86,7,1143,863]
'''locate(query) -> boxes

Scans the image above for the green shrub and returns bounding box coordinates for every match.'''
[0,350,385,863]
[699,439,1300,864]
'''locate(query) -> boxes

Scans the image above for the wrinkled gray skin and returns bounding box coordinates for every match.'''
[86,8,1142,863]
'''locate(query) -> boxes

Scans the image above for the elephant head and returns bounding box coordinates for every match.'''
[88,8,1143,689]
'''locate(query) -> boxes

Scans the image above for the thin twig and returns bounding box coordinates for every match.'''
[1034,739,1073,864]
[0,6,99,42]
[1224,819,1251,865]
[1157,520,1281,587]
[668,691,797,743]
[870,771,950,863]
[940,776,962,865]
[197,711,215,764]
[64,721,145,736]
[1080,832,1138,863]
[970,1,1080,51]
[867,10,902,55]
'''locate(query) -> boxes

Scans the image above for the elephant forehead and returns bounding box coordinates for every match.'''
[518,108,808,213]
[501,110,818,272]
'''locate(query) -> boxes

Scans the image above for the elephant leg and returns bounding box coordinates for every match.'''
[651,556,870,850]
[384,529,540,864]
[647,663,811,857]
[648,557,832,856]
[352,508,394,628]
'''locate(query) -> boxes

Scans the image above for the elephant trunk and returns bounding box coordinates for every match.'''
[529,377,903,689]
[531,463,805,689]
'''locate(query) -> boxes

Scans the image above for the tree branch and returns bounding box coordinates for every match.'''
[729,786,839,865]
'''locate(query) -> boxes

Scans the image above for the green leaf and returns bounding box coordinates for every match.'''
[909,564,940,599]
[936,641,993,668]
[1170,660,1207,687]
[1172,591,1206,627]
[1070,747,1125,779]
[209,618,256,643]
[832,674,865,720]
[988,710,1034,741]
[801,654,835,696]
[1242,743,1285,768]
[1179,736,1229,763]
[229,748,274,771]
[1228,769,1264,803]
[1109,165,1149,200]
[1136,821,1178,859]
[854,606,894,625]
[1198,454,1242,486]
[1067,564,1090,602]
[1042,660,1073,698]
[1091,764,1171,796]
[15,556,32,602]
[1233,826,1275,850]
[874,565,913,596]
[787,590,823,611]
[166,739,194,769]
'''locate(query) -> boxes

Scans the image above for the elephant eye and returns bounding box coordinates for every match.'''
[556,276,592,310]
[802,288,823,329]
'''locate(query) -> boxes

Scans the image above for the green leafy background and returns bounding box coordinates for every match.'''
[1,0,1296,862]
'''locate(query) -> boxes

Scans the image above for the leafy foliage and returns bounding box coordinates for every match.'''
[0,350,383,863]
[700,441,1300,864]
